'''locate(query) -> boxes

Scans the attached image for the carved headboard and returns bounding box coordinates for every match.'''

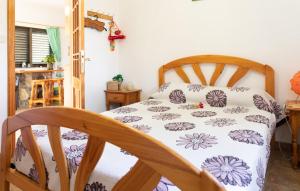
[159,55,275,97]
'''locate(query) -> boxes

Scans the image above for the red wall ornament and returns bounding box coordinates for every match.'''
[108,21,126,51]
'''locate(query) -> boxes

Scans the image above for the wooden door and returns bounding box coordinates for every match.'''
[71,0,85,108]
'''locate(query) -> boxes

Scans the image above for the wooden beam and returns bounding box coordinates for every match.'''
[87,11,113,21]
[8,0,15,116]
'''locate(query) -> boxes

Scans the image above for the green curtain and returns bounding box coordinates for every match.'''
[46,27,62,62]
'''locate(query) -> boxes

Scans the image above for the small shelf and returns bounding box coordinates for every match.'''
[15,69,64,74]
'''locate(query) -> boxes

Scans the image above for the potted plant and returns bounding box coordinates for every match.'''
[112,74,124,90]
[43,54,56,70]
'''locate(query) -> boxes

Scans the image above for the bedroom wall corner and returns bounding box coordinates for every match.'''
[117,0,300,143]
[0,0,8,145]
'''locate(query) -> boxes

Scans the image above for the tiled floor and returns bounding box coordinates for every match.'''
[265,148,300,191]
[10,148,300,191]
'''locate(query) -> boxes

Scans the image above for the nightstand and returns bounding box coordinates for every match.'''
[286,100,300,168]
[104,90,141,111]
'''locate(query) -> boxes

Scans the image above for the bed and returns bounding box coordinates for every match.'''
[1,55,281,191]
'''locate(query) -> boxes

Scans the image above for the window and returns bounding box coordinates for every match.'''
[15,27,29,64]
[15,26,51,66]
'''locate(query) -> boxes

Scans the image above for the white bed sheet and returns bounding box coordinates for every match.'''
[14,98,275,191]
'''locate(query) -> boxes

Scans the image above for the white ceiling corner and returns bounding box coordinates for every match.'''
[18,0,65,8]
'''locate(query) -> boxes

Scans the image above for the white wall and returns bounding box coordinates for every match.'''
[0,0,8,141]
[118,0,300,104]
[16,0,65,27]
[85,0,120,113]
[118,0,300,143]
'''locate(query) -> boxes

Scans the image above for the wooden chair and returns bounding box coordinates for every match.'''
[0,107,224,191]
[46,78,64,106]
[28,79,48,108]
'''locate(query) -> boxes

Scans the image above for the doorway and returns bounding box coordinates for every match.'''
[7,0,85,116]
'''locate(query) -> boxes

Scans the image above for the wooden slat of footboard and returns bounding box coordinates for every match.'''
[74,136,106,191]
[1,119,12,191]
[47,126,70,191]
[112,160,161,191]
[6,169,46,191]
[3,107,225,191]
[21,127,47,188]
[144,160,224,191]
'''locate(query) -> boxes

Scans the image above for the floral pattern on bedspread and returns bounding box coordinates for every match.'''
[14,84,283,191]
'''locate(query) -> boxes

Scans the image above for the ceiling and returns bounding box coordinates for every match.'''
[19,0,65,8]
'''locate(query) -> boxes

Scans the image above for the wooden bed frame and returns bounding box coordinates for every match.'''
[0,55,275,191]
[0,108,224,191]
[159,55,274,97]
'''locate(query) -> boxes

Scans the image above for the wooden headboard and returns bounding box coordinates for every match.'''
[159,55,275,97]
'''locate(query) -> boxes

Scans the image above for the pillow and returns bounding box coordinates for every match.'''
[151,82,283,119]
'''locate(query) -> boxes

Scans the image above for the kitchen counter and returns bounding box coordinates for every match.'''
[15,68,64,74]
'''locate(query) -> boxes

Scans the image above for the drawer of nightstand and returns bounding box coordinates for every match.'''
[128,93,139,103]
[107,93,125,103]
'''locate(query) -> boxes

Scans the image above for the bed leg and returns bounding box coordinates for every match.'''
[271,136,277,151]
[0,175,9,191]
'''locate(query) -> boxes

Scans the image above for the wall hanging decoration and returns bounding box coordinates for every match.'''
[108,21,126,51]
[84,18,106,32]
[85,11,112,32]
[85,11,126,51]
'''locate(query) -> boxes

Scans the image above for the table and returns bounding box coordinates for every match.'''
[105,90,141,111]
[286,100,300,168]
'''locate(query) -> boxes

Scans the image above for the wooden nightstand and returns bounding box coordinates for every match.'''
[105,90,141,111]
[286,100,300,168]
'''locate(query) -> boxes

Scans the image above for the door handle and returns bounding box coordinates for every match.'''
[85,57,91,62]
[80,50,85,73]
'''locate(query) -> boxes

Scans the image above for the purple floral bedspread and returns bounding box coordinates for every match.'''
[14,83,282,191]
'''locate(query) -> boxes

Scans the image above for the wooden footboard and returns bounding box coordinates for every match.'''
[0,107,225,191]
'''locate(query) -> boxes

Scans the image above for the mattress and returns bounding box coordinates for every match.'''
[14,83,283,191]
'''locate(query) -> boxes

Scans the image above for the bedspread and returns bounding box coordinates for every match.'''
[14,84,282,191]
